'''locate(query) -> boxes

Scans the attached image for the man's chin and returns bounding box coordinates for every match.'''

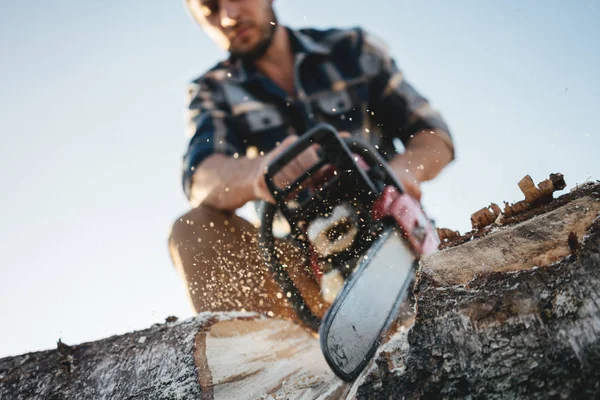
[229,24,276,62]
[230,44,264,60]
[229,44,254,56]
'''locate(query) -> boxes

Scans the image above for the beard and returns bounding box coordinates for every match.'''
[229,7,278,63]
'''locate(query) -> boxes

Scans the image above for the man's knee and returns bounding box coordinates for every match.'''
[167,204,258,266]
[168,205,223,267]
[171,203,242,248]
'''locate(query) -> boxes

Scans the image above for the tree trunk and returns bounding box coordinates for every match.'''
[1,182,599,400]
[355,183,600,399]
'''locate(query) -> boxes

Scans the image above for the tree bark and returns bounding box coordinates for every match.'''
[1,182,599,400]
[353,184,600,399]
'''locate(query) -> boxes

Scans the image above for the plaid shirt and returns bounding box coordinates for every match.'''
[181,26,453,200]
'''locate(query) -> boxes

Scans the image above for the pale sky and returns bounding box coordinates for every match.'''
[1,0,598,358]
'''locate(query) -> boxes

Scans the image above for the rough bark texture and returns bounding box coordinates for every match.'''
[353,183,600,399]
[0,315,209,399]
[1,181,599,399]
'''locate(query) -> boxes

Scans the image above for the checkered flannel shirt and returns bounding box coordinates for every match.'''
[181,25,453,200]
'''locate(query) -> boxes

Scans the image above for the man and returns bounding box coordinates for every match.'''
[169,0,455,324]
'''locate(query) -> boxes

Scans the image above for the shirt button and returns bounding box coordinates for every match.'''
[262,116,272,126]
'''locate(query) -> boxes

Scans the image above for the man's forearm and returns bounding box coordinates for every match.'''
[389,129,455,183]
[188,154,262,211]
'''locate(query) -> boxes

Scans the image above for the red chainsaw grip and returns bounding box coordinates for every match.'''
[371,186,439,255]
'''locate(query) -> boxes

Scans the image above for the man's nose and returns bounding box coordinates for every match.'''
[220,2,239,28]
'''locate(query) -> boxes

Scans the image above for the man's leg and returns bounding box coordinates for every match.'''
[168,205,325,324]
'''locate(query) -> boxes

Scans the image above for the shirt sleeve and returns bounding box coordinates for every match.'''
[181,79,242,200]
[360,29,454,157]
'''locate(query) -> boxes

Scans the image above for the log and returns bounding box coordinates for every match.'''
[0,313,347,399]
[1,181,599,399]
[355,183,600,399]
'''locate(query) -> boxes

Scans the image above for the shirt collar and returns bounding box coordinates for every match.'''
[288,27,330,57]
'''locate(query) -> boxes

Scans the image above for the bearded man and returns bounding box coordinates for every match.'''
[169,0,455,324]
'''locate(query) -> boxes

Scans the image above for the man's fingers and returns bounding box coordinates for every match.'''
[402,178,422,202]
[288,159,307,183]
[272,135,298,158]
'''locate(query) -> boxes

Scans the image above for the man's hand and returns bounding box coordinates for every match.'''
[253,135,322,203]
[391,166,422,202]
[388,129,454,203]
[253,132,355,203]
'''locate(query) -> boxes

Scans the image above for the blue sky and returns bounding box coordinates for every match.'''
[0,0,598,358]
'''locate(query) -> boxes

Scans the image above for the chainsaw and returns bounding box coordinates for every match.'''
[258,123,439,381]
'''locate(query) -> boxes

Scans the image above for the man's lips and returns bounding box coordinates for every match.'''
[230,25,253,40]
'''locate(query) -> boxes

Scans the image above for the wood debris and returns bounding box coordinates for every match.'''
[502,200,530,218]
[470,205,499,229]
[470,173,566,230]
[518,173,566,205]
[436,227,461,242]
[518,175,543,204]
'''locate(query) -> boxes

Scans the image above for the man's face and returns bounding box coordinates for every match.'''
[187,0,277,58]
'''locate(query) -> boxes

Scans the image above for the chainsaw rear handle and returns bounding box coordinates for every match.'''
[263,123,367,197]
[265,123,405,194]
[263,123,340,185]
